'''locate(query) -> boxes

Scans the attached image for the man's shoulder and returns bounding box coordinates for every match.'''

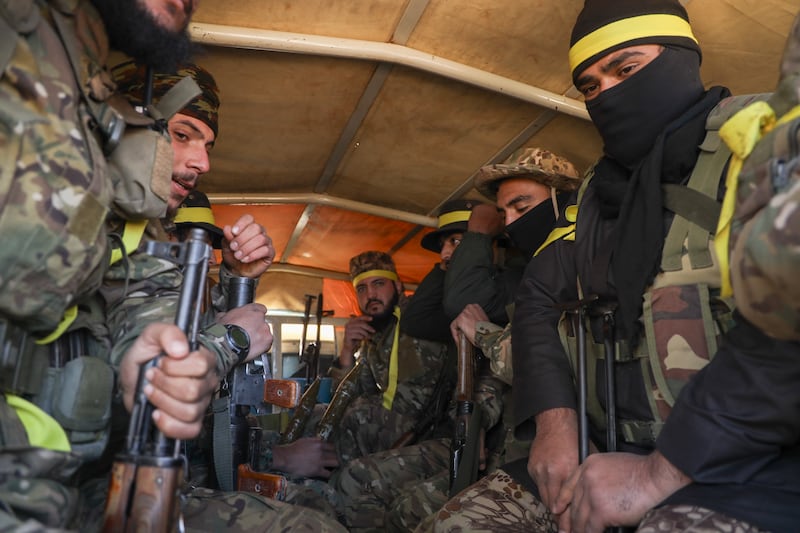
[706,93,772,130]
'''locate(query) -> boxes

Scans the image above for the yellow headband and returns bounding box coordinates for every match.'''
[569,14,698,75]
[352,269,399,287]
[174,206,217,226]
[438,210,471,228]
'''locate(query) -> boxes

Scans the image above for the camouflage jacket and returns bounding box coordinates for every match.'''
[355,313,450,420]
[0,0,115,334]
[101,218,241,374]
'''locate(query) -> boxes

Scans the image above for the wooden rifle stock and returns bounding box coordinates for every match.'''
[449,331,481,497]
[102,227,211,532]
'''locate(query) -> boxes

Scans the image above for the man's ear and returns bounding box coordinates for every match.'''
[394,280,404,295]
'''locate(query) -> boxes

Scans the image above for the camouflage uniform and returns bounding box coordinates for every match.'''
[0,1,123,529]
[333,371,505,532]
[0,0,113,335]
[331,315,450,463]
[726,16,800,342]
[0,3,344,530]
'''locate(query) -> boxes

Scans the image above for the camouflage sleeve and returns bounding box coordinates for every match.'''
[475,374,505,431]
[730,165,800,341]
[253,429,282,471]
[102,235,239,376]
[102,241,183,366]
[475,321,513,386]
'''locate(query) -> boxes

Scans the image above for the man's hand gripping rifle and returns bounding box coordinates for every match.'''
[103,227,211,532]
[449,331,483,497]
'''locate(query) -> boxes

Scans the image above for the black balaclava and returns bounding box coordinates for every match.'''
[567,0,731,342]
[506,193,566,258]
[586,46,704,168]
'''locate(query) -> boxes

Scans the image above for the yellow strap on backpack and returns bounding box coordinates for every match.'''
[534,205,579,257]
[109,219,148,265]
[5,394,70,452]
[382,306,402,410]
[717,101,800,297]
[35,304,78,345]
[36,220,148,345]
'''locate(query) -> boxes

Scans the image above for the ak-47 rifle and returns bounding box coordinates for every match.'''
[449,331,483,497]
[309,293,323,381]
[235,374,321,499]
[210,276,269,491]
[103,227,211,532]
[299,294,315,380]
[276,293,325,444]
[314,355,364,441]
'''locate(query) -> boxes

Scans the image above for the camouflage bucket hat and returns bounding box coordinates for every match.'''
[349,251,398,286]
[111,61,221,137]
[174,191,224,249]
[475,147,581,200]
[420,199,481,253]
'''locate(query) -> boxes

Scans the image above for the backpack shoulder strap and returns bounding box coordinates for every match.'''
[661,94,771,272]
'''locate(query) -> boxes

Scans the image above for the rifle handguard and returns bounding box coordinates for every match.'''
[315,358,363,442]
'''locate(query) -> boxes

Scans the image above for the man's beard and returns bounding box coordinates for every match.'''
[364,289,400,332]
[92,0,199,72]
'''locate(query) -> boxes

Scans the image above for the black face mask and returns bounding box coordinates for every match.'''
[505,197,558,258]
[586,47,704,169]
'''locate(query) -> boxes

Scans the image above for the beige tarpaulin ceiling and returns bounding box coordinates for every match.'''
[185,0,800,317]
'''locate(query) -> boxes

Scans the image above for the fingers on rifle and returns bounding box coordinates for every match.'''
[152,409,203,440]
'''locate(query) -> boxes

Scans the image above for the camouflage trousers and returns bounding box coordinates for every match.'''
[333,397,416,464]
[332,437,451,532]
[0,450,346,533]
[425,469,764,533]
[281,472,343,519]
[182,486,347,532]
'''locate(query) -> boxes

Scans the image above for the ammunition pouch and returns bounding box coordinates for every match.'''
[0,317,113,460]
[46,356,113,458]
[0,319,47,396]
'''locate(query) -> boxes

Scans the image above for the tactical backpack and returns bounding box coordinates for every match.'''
[555,92,768,445]
[720,15,800,341]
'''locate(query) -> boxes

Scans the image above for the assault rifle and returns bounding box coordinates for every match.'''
[236,360,365,498]
[103,227,211,532]
[280,353,364,444]
[211,276,271,491]
[449,332,483,497]
[299,294,315,380]
[314,355,363,441]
